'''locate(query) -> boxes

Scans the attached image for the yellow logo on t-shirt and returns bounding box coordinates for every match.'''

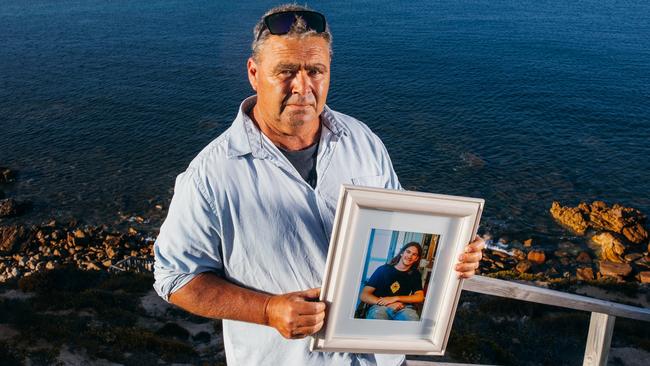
[390,281,400,294]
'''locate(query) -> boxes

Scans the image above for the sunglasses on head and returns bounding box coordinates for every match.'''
[256,10,327,41]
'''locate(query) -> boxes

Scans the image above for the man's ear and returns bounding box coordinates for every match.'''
[247,57,258,92]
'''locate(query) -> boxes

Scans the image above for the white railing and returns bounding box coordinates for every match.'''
[407,275,650,366]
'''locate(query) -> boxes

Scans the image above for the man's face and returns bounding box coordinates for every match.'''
[400,246,420,268]
[247,35,330,132]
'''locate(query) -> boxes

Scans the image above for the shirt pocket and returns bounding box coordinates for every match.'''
[350,174,386,188]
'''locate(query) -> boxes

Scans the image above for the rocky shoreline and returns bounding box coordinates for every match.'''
[479,200,650,287]
[2,165,650,365]
[1,163,650,288]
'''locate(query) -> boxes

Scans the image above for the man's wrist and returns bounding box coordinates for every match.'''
[262,294,273,326]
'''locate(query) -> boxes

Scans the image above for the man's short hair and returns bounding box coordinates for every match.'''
[251,4,333,61]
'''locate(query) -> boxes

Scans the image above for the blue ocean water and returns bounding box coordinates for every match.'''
[1,0,649,241]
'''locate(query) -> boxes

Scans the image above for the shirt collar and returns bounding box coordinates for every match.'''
[226,95,349,159]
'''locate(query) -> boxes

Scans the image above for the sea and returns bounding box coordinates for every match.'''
[1,0,649,244]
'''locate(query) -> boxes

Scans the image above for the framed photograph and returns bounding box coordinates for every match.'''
[310,185,483,355]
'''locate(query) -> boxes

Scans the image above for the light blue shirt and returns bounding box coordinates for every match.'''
[154,96,404,366]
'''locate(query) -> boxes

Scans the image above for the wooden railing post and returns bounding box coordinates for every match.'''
[583,312,616,366]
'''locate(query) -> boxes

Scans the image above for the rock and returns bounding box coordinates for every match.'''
[576,267,594,281]
[460,152,486,168]
[551,201,648,244]
[74,229,86,239]
[523,238,533,247]
[511,248,526,261]
[0,198,19,217]
[155,204,163,210]
[599,260,632,278]
[10,267,20,278]
[492,250,509,259]
[554,249,570,258]
[576,251,592,264]
[0,226,30,255]
[560,257,571,266]
[106,247,117,259]
[624,253,643,262]
[591,232,626,263]
[85,261,101,271]
[527,250,546,265]
[516,260,532,274]
[102,259,113,268]
[0,167,15,183]
[622,223,649,245]
[636,256,650,270]
[128,227,138,236]
[588,201,645,234]
[638,271,650,284]
[495,260,505,269]
[46,261,55,270]
[550,201,589,235]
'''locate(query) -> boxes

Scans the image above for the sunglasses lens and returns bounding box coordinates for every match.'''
[265,11,326,35]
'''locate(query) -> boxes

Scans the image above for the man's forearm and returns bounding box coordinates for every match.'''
[169,272,270,325]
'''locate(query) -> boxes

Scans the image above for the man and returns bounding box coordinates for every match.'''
[360,242,424,321]
[153,4,484,365]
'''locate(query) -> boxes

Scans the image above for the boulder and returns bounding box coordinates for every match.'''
[550,201,589,235]
[599,260,632,278]
[516,260,532,274]
[624,253,643,262]
[0,226,30,255]
[550,201,649,244]
[638,271,650,284]
[554,249,570,258]
[576,267,594,281]
[511,248,527,261]
[576,251,591,263]
[0,198,19,218]
[523,238,533,247]
[0,167,15,183]
[591,232,626,263]
[527,250,546,265]
[622,223,649,245]
[588,201,646,234]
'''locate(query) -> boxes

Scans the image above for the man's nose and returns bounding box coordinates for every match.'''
[291,70,312,96]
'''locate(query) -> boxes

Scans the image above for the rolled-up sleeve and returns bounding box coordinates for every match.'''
[153,168,222,302]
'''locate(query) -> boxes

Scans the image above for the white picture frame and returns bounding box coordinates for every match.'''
[310,185,484,355]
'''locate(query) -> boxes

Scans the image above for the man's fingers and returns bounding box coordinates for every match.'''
[458,250,483,263]
[294,298,326,315]
[296,312,326,327]
[466,235,486,251]
[292,321,324,338]
[299,287,321,300]
[456,261,479,272]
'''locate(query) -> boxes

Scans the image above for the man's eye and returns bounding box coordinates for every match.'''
[309,69,323,76]
[279,70,294,76]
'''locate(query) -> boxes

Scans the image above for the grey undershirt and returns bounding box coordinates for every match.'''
[279,143,319,188]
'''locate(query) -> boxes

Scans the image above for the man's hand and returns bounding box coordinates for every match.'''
[387,302,404,311]
[455,235,485,279]
[376,296,399,306]
[264,287,326,339]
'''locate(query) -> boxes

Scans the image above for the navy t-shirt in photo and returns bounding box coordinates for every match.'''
[365,264,422,297]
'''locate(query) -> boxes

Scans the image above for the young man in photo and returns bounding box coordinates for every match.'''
[360,242,425,321]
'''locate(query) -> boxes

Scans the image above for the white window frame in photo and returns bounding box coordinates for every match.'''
[310,185,484,355]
